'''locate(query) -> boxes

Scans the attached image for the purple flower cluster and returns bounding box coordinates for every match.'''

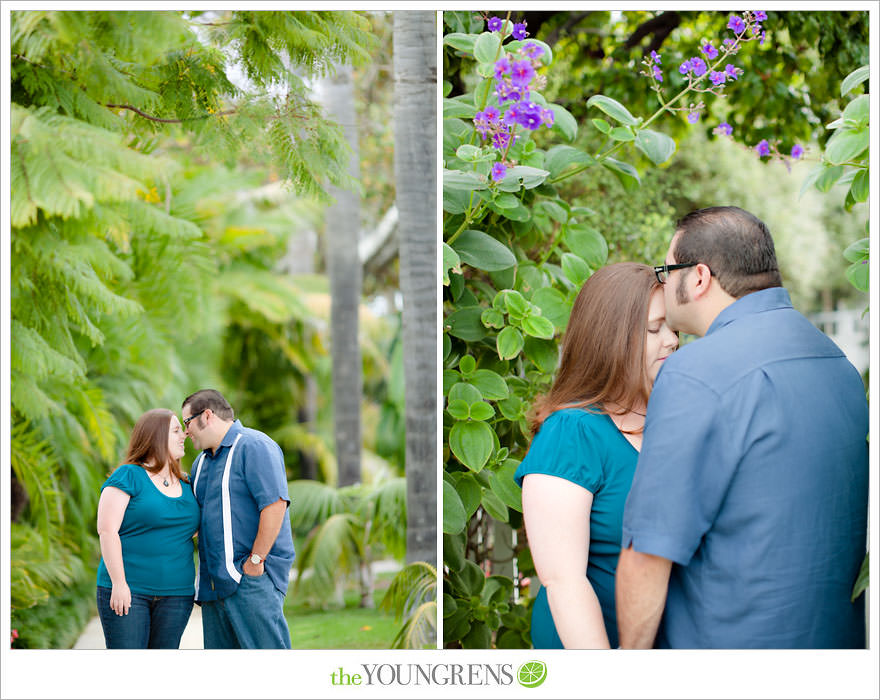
[752,138,805,164]
[645,50,663,83]
[713,122,733,136]
[486,16,528,40]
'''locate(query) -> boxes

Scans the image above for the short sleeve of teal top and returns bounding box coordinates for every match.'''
[513,408,639,648]
[96,464,200,596]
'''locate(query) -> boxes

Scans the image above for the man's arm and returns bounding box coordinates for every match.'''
[242,498,289,576]
[615,545,672,648]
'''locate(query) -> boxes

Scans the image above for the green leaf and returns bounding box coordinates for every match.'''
[565,224,608,268]
[473,32,501,64]
[442,243,461,286]
[505,38,552,64]
[814,164,844,193]
[635,128,677,165]
[548,103,578,141]
[502,289,528,318]
[452,230,516,272]
[488,459,523,512]
[443,168,486,191]
[443,187,472,215]
[523,336,559,373]
[842,94,869,127]
[497,395,524,421]
[443,532,465,572]
[841,65,869,96]
[469,369,509,400]
[843,238,869,263]
[825,127,868,165]
[455,144,483,162]
[474,78,493,110]
[445,306,487,342]
[602,157,640,191]
[442,480,467,534]
[455,473,483,518]
[461,621,492,649]
[496,166,550,192]
[469,401,495,421]
[561,252,591,286]
[591,118,611,134]
[446,399,471,421]
[850,169,869,204]
[543,145,596,179]
[443,99,477,120]
[492,192,521,209]
[449,420,495,472]
[444,32,477,53]
[536,200,568,224]
[481,308,505,329]
[530,287,571,329]
[458,354,476,376]
[449,381,482,405]
[459,560,486,596]
[586,94,639,126]
[846,260,869,292]
[481,487,509,522]
[521,315,555,339]
[609,126,635,141]
[496,326,524,360]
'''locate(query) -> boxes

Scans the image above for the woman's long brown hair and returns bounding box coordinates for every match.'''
[124,408,188,483]
[528,262,661,435]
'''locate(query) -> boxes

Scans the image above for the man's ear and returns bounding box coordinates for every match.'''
[690,263,714,300]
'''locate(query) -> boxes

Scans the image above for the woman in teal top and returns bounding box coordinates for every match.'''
[514,263,678,648]
[96,408,200,648]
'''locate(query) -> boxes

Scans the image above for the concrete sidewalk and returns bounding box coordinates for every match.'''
[73,605,203,649]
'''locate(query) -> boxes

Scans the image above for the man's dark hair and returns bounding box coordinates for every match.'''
[673,206,783,298]
[182,389,235,421]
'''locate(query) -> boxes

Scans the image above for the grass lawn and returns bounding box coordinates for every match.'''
[284,569,402,649]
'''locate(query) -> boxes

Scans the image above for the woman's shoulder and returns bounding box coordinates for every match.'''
[102,463,145,493]
[541,406,611,433]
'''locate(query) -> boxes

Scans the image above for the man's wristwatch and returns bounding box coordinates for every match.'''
[249,553,266,565]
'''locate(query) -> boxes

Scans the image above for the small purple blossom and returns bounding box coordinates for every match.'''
[541,107,555,127]
[690,57,707,77]
[494,56,511,79]
[487,16,504,32]
[492,132,511,149]
[713,122,733,136]
[728,15,746,34]
[483,105,500,123]
[724,64,740,80]
[515,101,544,130]
[523,42,544,59]
[502,102,523,127]
[687,112,700,124]
[491,162,507,181]
[759,30,766,45]
[702,43,719,59]
[512,22,528,40]
[473,110,491,136]
[709,71,727,86]
[755,139,770,157]
[496,81,528,104]
[653,65,663,82]
[650,50,661,64]
[790,144,804,159]
[510,60,536,87]
[679,60,692,75]
[754,11,767,22]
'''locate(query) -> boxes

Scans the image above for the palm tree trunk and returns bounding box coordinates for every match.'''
[322,62,363,488]
[393,11,437,565]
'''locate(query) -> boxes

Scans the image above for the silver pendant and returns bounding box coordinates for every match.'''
[163,478,169,487]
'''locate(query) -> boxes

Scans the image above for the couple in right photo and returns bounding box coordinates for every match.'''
[442,10,869,650]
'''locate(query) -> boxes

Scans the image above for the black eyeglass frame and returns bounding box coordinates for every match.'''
[183,409,206,428]
[653,262,699,284]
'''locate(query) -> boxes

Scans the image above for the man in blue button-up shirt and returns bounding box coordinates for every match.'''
[183,389,296,648]
[617,207,868,648]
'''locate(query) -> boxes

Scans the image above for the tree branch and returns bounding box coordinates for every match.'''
[104,103,236,123]
[624,11,682,55]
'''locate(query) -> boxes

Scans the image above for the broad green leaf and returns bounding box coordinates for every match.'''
[442,243,461,286]
[458,354,476,375]
[443,168,486,191]
[443,605,471,640]
[448,381,482,405]
[474,77,493,110]
[469,401,495,421]
[492,192,521,209]
[489,459,523,512]
[825,126,868,165]
[503,289,528,318]
[841,65,869,96]
[442,480,467,534]
[814,164,844,193]
[443,333,451,362]
[449,420,494,472]
[443,80,453,97]
[443,187,472,214]
[496,326,524,360]
[473,31,501,64]
[444,32,477,53]
[635,128,677,165]
[469,369,509,400]
[561,252,590,286]
[459,560,486,596]
[516,263,547,295]
[481,487,509,522]
[543,145,596,179]
[537,200,568,224]
[481,308,505,329]
[443,98,477,120]
[496,166,550,192]
[489,265,516,291]
[530,287,570,329]
[443,532,465,572]
[548,103,578,141]
[455,473,483,518]
[452,230,516,271]
[842,94,869,127]
[497,395,524,421]
[591,118,611,134]
[609,126,635,141]
[521,315,555,339]
[492,199,531,221]
[445,306,487,342]
[565,224,608,268]
[843,238,869,263]
[462,621,492,649]
[846,260,869,292]
[523,336,559,373]
[455,144,483,161]
[586,94,639,126]
[602,157,641,192]
[446,399,470,421]
[850,170,869,203]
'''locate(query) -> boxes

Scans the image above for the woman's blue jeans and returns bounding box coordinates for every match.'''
[96,586,194,649]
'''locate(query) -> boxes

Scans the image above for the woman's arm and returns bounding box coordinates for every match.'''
[96,486,132,616]
[522,473,610,649]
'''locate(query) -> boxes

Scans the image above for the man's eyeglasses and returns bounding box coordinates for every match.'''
[183,409,206,428]
[653,263,698,285]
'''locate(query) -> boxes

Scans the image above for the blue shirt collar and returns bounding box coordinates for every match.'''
[218,419,244,448]
[706,287,792,337]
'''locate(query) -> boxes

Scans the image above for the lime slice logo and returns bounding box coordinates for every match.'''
[517,660,547,688]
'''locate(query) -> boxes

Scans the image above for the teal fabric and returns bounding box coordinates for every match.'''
[514,407,638,648]
[97,464,200,596]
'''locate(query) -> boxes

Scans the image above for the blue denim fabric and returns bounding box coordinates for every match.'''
[200,572,291,649]
[96,586,194,649]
